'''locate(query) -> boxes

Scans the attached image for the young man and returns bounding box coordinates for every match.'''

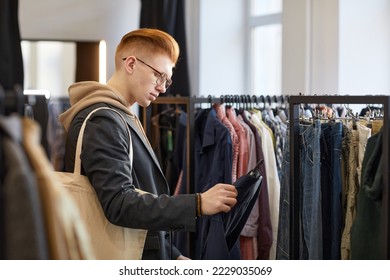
[59,28,237,260]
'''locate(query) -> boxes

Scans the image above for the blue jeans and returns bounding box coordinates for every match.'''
[276,127,290,259]
[299,120,323,259]
[320,122,343,260]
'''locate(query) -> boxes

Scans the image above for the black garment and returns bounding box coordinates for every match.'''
[140,0,190,96]
[200,162,263,259]
[225,161,263,250]
[192,108,234,259]
[350,127,384,259]
[0,0,24,90]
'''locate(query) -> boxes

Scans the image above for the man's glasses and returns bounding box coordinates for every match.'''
[122,57,172,89]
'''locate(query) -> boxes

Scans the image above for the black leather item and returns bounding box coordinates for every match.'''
[224,160,263,250]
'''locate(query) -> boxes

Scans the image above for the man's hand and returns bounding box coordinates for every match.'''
[177,255,191,260]
[201,183,237,215]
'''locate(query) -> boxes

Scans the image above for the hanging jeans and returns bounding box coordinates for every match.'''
[276,127,290,259]
[299,120,323,260]
[320,121,343,260]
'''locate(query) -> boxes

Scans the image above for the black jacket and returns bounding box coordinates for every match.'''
[65,103,196,259]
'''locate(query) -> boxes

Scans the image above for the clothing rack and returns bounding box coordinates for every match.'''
[288,95,390,259]
[142,94,286,259]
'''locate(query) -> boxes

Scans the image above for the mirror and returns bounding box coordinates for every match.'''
[21,40,104,99]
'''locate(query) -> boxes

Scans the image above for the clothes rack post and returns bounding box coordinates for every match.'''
[288,95,390,260]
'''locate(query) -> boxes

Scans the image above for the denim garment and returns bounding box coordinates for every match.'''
[300,120,322,260]
[320,122,343,260]
[276,126,290,259]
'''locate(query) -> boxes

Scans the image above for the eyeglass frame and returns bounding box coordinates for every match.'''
[122,56,172,89]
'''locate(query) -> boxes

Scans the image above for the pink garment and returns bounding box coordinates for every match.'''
[239,236,254,260]
[238,113,261,259]
[215,104,239,182]
[226,107,249,178]
[174,170,183,195]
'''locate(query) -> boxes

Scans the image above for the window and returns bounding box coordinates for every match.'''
[251,0,282,16]
[248,0,282,94]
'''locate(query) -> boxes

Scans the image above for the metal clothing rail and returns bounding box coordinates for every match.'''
[288,95,390,260]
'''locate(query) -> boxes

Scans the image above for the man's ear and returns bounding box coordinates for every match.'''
[124,56,136,74]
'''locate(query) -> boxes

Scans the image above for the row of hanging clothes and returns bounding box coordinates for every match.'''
[147,94,290,260]
[281,96,386,260]
[147,94,387,260]
[0,86,94,259]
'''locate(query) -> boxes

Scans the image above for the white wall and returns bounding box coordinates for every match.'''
[197,0,246,96]
[283,0,390,96]
[282,0,339,95]
[310,0,339,95]
[282,0,308,95]
[339,0,390,95]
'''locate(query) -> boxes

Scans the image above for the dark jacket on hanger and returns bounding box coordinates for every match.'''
[193,108,237,259]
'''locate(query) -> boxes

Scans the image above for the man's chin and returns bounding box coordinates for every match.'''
[138,100,152,108]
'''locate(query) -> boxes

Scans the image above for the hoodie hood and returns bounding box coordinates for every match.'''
[59,81,135,132]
